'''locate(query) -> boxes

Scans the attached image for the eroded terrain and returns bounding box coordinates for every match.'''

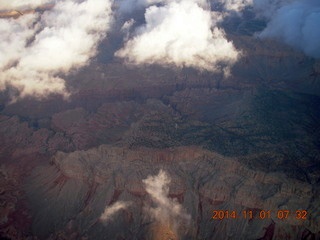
[0,5,320,240]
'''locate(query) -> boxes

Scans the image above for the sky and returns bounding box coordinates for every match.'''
[0,0,319,100]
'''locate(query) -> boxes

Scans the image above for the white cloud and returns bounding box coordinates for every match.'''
[115,0,240,73]
[0,0,113,100]
[0,14,37,73]
[121,19,135,32]
[100,201,131,222]
[143,170,190,230]
[121,19,135,41]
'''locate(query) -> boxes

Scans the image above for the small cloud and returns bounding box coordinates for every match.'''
[121,19,135,32]
[121,19,136,41]
[143,170,190,235]
[100,201,131,222]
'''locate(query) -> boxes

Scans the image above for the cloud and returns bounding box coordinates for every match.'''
[115,0,240,73]
[121,19,135,32]
[252,0,295,18]
[143,170,190,233]
[116,0,164,13]
[100,201,131,222]
[121,19,136,41]
[0,0,52,11]
[213,0,320,59]
[0,0,113,100]
[217,0,253,12]
[258,0,320,58]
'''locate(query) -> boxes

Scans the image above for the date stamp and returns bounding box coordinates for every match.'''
[212,209,308,220]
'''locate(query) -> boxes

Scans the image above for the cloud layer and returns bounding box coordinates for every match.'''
[115,0,240,73]
[143,170,190,232]
[0,0,113,100]
[217,0,320,59]
[258,0,320,58]
[1,0,319,101]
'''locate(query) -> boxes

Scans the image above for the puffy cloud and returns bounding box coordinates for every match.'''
[0,0,113,100]
[143,170,190,233]
[258,0,320,58]
[0,14,36,74]
[115,0,240,73]
[100,201,131,222]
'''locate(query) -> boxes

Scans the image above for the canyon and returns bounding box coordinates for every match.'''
[0,3,319,239]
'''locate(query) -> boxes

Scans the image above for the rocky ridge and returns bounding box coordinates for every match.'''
[23,145,319,240]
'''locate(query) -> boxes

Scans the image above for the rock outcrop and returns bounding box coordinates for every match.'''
[0,7,319,239]
[23,145,319,240]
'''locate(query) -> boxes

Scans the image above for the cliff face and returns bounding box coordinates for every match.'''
[23,145,319,240]
[0,5,320,239]
[0,83,319,239]
[0,73,319,239]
